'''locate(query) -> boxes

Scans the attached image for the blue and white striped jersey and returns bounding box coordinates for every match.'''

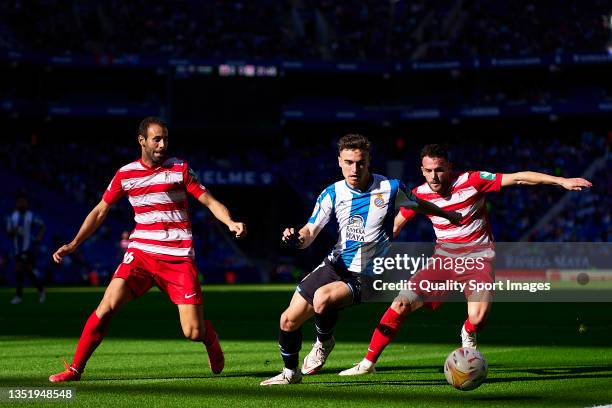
[308,174,418,273]
[6,210,44,255]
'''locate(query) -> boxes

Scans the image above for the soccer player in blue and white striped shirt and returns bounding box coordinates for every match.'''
[261,134,460,385]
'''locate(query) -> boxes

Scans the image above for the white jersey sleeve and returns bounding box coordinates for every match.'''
[307,185,336,230]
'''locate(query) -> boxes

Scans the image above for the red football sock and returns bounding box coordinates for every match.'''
[464,317,487,333]
[203,320,217,345]
[365,307,407,363]
[463,318,476,333]
[71,311,111,372]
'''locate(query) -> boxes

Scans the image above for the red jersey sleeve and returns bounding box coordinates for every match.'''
[183,163,207,199]
[467,171,503,193]
[399,187,419,221]
[102,171,126,205]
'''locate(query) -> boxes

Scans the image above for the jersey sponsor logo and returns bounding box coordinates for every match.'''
[122,252,135,264]
[347,215,366,242]
[165,170,182,185]
[184,293,197,299]
[373,193,385,208]
[479,171,496,180]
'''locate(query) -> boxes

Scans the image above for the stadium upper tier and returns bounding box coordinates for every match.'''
[0,0,609,61]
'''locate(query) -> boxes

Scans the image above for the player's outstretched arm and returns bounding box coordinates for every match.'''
[393,212,409,239]
[414,197,462,225]
[197,192,247,239]
[53,199,111,264]
[281,224,318,249]
[501,172,592,190]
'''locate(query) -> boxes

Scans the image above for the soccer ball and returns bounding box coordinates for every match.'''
[444,347,488,391]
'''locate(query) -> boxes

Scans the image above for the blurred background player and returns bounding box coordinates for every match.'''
[6,194,46,304]
[261,135,461,385]
[340,143,592,375]
[117,230,130,262]
[119,230,130,252]
[48,116,246,382]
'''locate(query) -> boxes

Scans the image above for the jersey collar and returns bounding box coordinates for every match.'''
[344,174,374,194]
[139,158,161,170]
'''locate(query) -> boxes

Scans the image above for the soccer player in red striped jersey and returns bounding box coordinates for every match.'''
[339,144,592,375]
[49,117,246,382]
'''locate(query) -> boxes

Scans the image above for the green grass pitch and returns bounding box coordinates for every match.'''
[1,285,611,407]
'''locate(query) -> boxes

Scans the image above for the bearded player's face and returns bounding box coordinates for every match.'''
[421,156,452,194]
[140,124,168,165]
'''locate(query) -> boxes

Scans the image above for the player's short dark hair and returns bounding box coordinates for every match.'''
[420,144,450,161]
[138,116,167,139]
[338,134,371,154]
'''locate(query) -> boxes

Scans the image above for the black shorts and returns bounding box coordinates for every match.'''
[296,258,362,306]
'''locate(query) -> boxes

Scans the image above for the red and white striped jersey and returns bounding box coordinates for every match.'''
[400,171,502,245]
[102,157,206,259]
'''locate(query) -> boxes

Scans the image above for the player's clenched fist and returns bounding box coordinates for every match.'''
[446,211,463,226]
[53,243,77,264]
[281,227,304,248]
[229,222,247,239]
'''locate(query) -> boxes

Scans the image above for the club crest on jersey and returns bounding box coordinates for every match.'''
[347,215,366,242]
[479,171,496,180]
[373,193,385,208]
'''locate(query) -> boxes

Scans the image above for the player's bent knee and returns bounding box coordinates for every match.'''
[312,298,329,315]
[182,324,203,341]
[391,299,412,315]
[96,299,120,318]
[280,312,300,332]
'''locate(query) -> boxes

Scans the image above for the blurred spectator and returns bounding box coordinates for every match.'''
[0,1,608,61]
[5,194,46,304]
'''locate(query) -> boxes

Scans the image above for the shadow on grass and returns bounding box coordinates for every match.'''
[11,382,584,406]
[309,364,612,388]
[4,364,610,388]
[23,382,532,404]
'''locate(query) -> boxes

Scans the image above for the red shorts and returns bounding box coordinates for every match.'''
[113,249,202,305]
[402,255,494,310]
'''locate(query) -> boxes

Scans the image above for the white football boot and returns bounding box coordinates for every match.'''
[301,337,335,375]
[260,368,302,385]
[339,359,376,376]
[461,325,478,349]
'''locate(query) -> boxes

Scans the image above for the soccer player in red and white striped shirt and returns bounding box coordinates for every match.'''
[49,117,246,382]
[339,144,591,375]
